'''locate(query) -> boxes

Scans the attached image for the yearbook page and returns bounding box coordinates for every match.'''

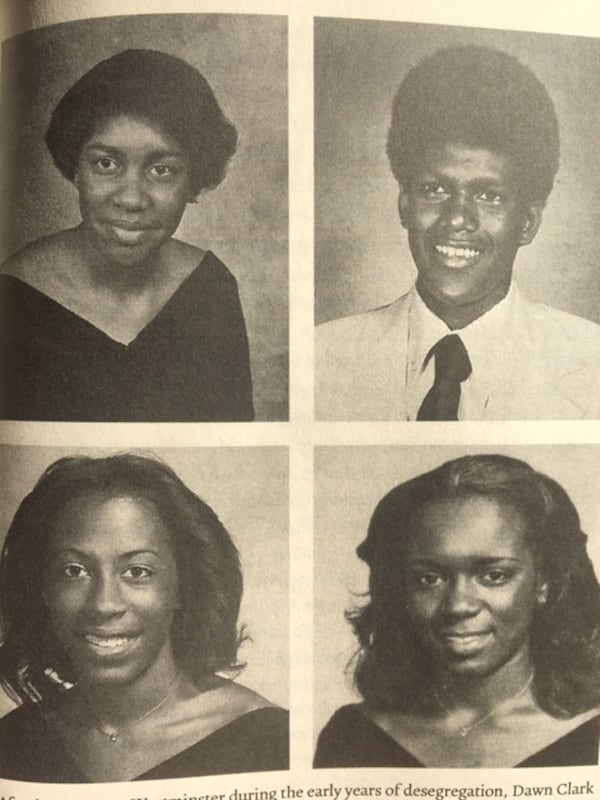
[0,1,598,800]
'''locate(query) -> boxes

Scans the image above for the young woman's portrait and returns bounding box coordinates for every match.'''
[314,446,600,768]
[0,14,288,421]
[0,447,289,782]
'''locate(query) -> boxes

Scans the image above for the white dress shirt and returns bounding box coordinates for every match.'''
[406,286,518,420]
[315,281,600,421]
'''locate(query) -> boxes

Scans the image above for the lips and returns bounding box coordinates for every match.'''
[434,242,482,268]
[105,221,156,245]
[81,632,139,657]
[441,630,492,656]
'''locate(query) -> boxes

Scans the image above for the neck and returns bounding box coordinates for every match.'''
[70,225,166,295]
[432,648,534,715]
[75,651,180,730]
[416,281,510,330]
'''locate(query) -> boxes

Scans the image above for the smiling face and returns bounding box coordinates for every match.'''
[399,142,543,327]
[74,114,194,268]
[43,493,180,687]
[404,494,547,680]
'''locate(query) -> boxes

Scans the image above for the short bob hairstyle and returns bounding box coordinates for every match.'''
[349,454,600,718]
[46,49,238,196]
[386,46,560,204]
[0,453,243,706]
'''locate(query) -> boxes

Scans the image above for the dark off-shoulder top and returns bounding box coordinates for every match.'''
[0,703,288,782]
[314,705,599,768]
[0,251,254,421]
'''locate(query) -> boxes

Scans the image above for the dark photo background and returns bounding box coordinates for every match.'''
[0,13,289,420]
[315,18,600,326]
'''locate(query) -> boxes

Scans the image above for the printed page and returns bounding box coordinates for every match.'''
[0,2,598,800]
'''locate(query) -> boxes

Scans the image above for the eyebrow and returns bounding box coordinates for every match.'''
[83,143,186,160]
[419,173,508,188]
[408,556,523,566]
[51,547,164,559]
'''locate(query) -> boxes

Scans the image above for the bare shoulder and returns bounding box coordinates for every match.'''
[166,238,206,279]
[210,678,278,715]
[175,676,280,741]
[552,707,600,732]
[1,231,75,289]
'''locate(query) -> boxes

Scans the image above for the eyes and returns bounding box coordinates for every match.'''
[57,562,156,583]
[411,567,514,590]
[419,182,506,206]
[87,155,183,183]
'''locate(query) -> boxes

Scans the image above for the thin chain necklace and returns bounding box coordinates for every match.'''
[90,674,181,743]
[434,671,534,737]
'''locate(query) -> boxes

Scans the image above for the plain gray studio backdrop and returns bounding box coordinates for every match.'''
[314,445,600,742]
[0,14,289,420]
[315,18,600,326]
[0,445,289,718]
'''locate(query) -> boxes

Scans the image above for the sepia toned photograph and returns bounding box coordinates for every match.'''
[314,446,600,768]
[315,19,600,421]
[0,13,288,422]
[0,445,289,782]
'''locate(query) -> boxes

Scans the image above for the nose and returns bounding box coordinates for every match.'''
[87,574,127,618]
[444,191,478,233]
[112,169,149,211]
[442,575,481,618]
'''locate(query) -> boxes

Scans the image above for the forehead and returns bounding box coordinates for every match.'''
[408,494,532,561]
[84,114,185,156]
[412,141,518,185]
[50,493,174,555]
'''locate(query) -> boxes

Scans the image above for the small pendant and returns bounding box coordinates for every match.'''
[109,733,118,742]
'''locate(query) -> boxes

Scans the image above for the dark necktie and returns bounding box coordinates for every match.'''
[417,334,472,421]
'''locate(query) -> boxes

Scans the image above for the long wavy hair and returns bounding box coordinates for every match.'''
[0,453,243,706]
[349,454,600,718]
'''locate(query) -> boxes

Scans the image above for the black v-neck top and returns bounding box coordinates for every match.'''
[0,251,253,421]
[0,703,288,782]
[314,705,600,768]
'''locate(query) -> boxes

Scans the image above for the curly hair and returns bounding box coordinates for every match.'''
[45,49,238,196]
[0,453,243,706]
[349,454,600,718]
[386,46,560,204]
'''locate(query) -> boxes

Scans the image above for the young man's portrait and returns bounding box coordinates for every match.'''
[315,20,600,421]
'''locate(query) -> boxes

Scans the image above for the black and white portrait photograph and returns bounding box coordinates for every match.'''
[0,13,288,421]
[0,445,289,782]
[314,19,600,421]
[314,445,600,768]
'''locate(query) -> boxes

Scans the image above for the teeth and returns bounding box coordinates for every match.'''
[84,635,131,649]
[435,245,480,258]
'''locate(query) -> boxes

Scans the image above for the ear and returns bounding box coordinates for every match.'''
[519,202,544,246]
[398,186,410,230]
[536,580,548,606]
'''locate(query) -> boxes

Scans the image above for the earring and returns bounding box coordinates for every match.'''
[537,584,548,605]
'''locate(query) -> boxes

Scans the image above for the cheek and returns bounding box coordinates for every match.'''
[408,204,439,234]
[406,590,440,625]
[489,580,538,636]
[77,176,110,208]
[158,189,189,222]
[147,578,179,620]
[484,210,523,246]
[504,584,537,621]
[45,582,84,617]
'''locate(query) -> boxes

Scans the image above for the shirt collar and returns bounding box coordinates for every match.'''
[409,283,518,379]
